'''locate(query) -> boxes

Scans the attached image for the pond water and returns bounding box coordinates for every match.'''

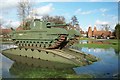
[79,39,111,44]
[0,45,15,78]
[0,42,120,78]
[73,47,119,78]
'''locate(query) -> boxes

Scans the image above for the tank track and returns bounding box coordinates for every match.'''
[65,36,79,48]
[48,35,68,49]
[14,35,79,49]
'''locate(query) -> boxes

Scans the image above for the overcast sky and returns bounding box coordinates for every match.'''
[0,0,119,31]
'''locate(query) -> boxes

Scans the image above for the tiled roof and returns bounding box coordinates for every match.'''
[94,31,111,36]
[88,26,112,37]
[0,28,12,34]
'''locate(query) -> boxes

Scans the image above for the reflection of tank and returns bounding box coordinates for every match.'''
[11,19,80,49]
[9,62,75,78]
[2,47,98,67]
[7,52,75,69]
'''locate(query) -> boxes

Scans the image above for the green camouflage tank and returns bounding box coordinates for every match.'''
[11,19,80,49]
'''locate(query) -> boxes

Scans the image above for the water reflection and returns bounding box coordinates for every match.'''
[0,44,17,51]
[3,52,76,69]
[79,40,111,44]
[1,44,17,78]
[1,44,76,78]
[1,43,120,78]
[1,54,14,78]
[73,47,120,78]
[9,62,75,78]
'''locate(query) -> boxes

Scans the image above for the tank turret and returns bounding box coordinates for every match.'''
[29,19,68,29]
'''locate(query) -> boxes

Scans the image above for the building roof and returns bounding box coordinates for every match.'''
[94,31,111,36]
[87,26,113,37]
[1,28,12,35]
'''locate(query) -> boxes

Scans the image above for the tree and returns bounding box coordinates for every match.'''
[42,15,66,24]
[115,24,120,39]
[71,15,80,31]
[71,15,79,26]
[17,0,32,29]
[53,16,65,24]
[42,15,50,21]
[101,24,110,31]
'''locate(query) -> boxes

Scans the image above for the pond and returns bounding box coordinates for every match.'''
[73,40,119,78]
[0,42,119,78]
[0,45,15,78]
[73,47,119,78]
[79,39,111,44]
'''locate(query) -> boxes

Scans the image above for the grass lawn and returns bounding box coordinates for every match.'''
[80,37,95,40]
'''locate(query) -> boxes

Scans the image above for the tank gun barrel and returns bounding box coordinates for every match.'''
[50,24,69,27]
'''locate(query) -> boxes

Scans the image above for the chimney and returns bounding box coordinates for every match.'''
[93,26,97,36]
[88,26,92,37]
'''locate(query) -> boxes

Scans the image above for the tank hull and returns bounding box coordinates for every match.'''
[11,20,81,49]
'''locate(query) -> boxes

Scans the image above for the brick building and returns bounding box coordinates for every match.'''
[87,27,92,37]
[0,27,12,41]
[87,26,112,39]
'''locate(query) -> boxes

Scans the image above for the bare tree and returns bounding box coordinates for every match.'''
[52,16,65,24]
[42,15,50,21]
[101,24,110,31]
[42,15,66,24]
[17,0,32,29]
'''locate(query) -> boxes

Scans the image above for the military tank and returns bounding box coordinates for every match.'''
[11,19,80,49]
[2,19,98,67]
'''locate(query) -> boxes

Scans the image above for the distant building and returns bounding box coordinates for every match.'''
[0,25,23,41]
[87,26,113,39]
[87,27,92,38]
[0,27,12,41]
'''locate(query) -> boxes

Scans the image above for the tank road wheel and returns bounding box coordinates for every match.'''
[13,35,78,49]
